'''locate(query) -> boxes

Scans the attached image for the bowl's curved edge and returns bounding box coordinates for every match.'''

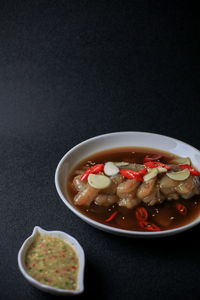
[55,131,200,238]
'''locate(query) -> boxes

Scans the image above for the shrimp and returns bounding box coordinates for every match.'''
[94,174,123,207]
[116,179,141,209]
[94,194,118,207]
[136,177,157,200]
[118,194,141,208]
[103,174,124,195]
[74,184,99,206]
[117,179,141,198]
[141,181,165,206]
[175,175,200,199]
[73,175,86,191]
[159,175,179,200]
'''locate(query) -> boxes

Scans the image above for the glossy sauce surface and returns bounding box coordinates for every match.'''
[67,147,200,231]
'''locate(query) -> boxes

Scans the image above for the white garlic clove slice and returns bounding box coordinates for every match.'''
[114,162,129,167]
[88,174,111,189]
[170,157,191,165]
[143,168,158,182]
[104,162,119,176]
[166,168,190,181]
[157,167,167,173]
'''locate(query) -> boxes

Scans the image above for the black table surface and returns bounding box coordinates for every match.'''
[1,1,200,300]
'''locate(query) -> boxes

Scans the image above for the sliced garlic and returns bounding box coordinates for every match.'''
[88,174,111,189]
[166,168,190,181]
[157,167,167,173]
[104,162,119,176]
[114,162,129,167]
[170,157,191,165]
[143,168,158,182]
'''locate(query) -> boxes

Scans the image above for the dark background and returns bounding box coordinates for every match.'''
[0,1,200,299]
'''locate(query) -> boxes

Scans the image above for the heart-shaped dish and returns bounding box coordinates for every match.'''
[18,226,85,295]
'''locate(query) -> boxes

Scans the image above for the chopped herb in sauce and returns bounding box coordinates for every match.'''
[25,234,79,290]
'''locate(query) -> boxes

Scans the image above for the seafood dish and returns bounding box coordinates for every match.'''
[67,147,200,232]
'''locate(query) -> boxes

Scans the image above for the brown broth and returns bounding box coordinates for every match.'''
[67,147,200,232]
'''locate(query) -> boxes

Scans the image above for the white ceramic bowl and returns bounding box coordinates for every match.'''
[18,226,85,295]
[55,131,200,238]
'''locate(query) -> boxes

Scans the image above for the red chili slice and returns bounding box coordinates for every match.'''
[143,161,158,168]
[136,207,148,221]
[138,221,161,231]
[155,161,171,170]
[138,168,148,176]
[144,154,163,162]
[90,164,104,173]
[119,169,144,181]
[144,161,171,170]
[80,169,91,181]
[179,164,200,176]
[176,203,187,215]
[106,211,118,222]
[81,164,104,181]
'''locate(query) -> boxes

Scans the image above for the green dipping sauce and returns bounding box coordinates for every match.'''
[25,234,79,290]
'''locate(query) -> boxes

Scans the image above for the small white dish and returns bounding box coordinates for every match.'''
[18,226,85,295]
[55,131,200,238]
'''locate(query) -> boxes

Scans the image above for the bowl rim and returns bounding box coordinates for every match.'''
[55,131,200,237]
[17,226,85,295]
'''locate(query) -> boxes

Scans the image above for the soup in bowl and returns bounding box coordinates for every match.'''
[55,132,200,237]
